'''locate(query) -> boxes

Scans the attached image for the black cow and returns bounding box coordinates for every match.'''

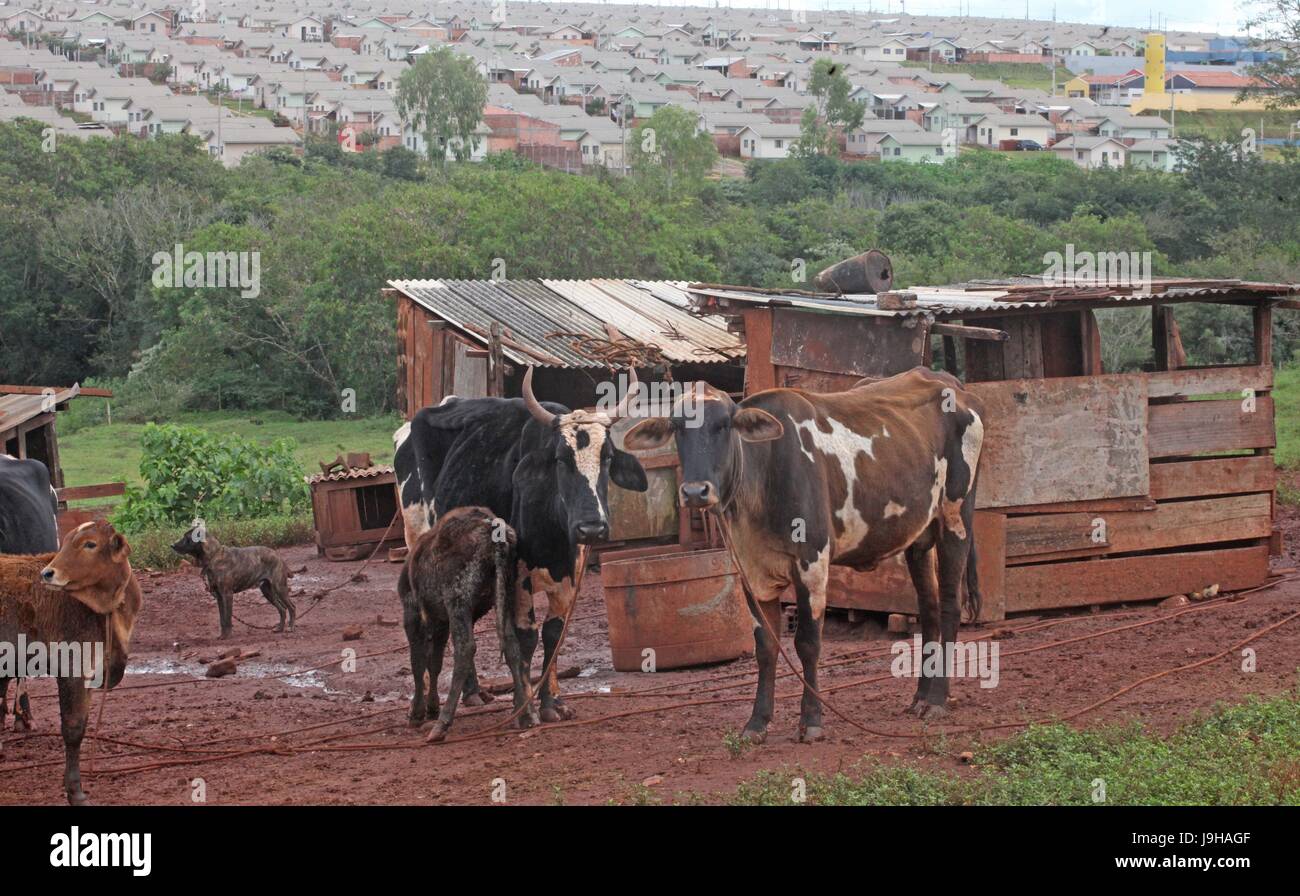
[0,455,59,554]
[625,368,985,743]
[395,369,647,722]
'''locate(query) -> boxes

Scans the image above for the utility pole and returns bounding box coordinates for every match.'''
[1050,5,1056,97]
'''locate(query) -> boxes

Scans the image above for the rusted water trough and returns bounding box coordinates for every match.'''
[601,545,753,672]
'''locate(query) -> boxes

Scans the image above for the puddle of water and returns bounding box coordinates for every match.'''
[126,656,330,691]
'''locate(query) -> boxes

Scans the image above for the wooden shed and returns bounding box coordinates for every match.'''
[0,384,81,489]
[385,278,747,549]
[689,278,1296,620]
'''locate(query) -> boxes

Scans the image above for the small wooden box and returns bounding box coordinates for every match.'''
[307,466,404,561]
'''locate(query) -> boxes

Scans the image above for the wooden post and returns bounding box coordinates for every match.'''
[488,322,504,397]
[941,334,959,376]
[1254,302,1273,369]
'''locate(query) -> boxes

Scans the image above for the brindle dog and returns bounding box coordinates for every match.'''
[172,527,295,638]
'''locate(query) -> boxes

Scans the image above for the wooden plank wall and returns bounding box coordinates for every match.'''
[810,362,1275,620]
[998,363,1275,613]
[968,375,1150,508]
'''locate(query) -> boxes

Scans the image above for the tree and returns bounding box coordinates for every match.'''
[1241,0,1300,109]
[794,59,866,157]
[395,47,487,168]
[628,105,717,196]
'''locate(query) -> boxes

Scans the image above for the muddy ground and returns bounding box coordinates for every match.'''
[3,519,1299,805]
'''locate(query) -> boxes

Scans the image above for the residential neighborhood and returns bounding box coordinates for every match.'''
[1,1,1293,169]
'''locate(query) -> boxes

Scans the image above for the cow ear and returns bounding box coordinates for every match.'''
[609,447,648,492]
[110,531,131,562]
[623,417,673,451]
[733,408,784,442]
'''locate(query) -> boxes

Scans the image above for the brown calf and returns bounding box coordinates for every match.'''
[0,521,143,804]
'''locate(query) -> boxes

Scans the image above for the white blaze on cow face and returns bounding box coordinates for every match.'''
[558,410,612,523]
[795,416,877,556]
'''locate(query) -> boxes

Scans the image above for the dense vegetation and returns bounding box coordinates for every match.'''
[2,119,1299,419]
[112,422,310,532]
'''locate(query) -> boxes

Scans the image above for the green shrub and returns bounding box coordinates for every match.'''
[113,423,310,532]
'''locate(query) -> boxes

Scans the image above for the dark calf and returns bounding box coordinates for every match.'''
[399,506,537,742]
[0,521,143,805]
[171,528,295,638]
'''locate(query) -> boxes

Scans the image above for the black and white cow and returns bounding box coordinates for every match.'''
[394,369,647,723]
[624,368,985,743]
[0,454,59,554]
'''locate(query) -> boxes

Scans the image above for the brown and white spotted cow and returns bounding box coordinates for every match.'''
[625,367,984,743]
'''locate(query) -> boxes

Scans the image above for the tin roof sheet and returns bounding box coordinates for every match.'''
[0,384,80,436]
[389,278,744,367]
[687,279,1298,318]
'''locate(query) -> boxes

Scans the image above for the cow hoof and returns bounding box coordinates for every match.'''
[408,714,425,728]
[425,722,449,743]
[67,790,89,807]
[740,726,767,745]
[272,624,285,633]
[515,710,540,730]
[462,691,494,707]
[906,699,926,717]
[13,716,32,732]
[798,725,825,743]
[539,702,576,723]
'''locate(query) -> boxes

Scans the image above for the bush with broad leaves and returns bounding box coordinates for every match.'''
[113,423,309,533]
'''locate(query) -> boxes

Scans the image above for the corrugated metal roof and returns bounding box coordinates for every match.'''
[687,279,1298,318]
[306,464,394,485]
[0,384,80,437]
[389,278,744,368]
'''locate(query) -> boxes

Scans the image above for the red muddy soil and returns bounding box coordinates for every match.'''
[2,521,1299,806]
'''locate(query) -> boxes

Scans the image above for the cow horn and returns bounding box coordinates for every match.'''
[521,367,557,426]
[611,367,639,420]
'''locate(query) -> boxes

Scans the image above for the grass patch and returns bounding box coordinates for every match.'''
[1150,108,1299,143]
[59,409,402,492]
[1273,366,1300,472]
[205,94,278,121]
[728,692,1300,806]
[901,60,1072,92]
[125,512,316,571]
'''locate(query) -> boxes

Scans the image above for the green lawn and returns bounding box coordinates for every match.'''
[205,94,279,121]
[1275,366,1300,471]
[901,61,1072,93]
[1150,108,1299,143]
[722,692,1300,806]
[59,409,403,490]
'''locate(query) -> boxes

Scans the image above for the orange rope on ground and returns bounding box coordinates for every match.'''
[3,568,1292,780]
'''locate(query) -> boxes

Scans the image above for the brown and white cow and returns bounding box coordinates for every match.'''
[625,367,984,743]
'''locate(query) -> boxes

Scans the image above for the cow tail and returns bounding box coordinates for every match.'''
[493,532,518,666]
[963,535,982,623]
[963,475,982,623]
